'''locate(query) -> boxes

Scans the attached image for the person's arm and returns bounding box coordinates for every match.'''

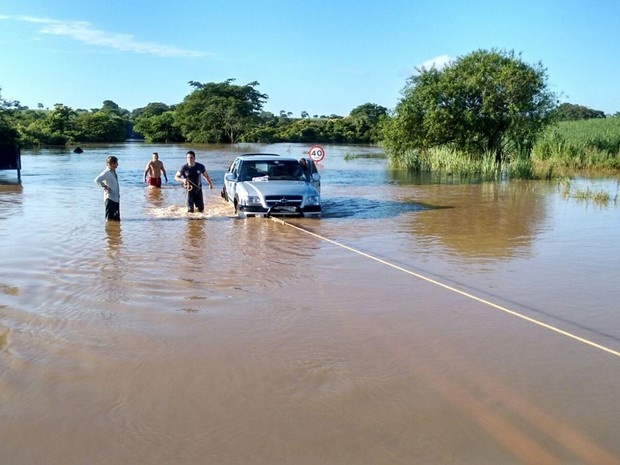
[161,163,168,182]
[143,162,151,182]
[95,170,111,193]
[202,170,214,189]
[175,170,188,187]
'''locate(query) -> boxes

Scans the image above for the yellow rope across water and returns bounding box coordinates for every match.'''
[271,217,620,360]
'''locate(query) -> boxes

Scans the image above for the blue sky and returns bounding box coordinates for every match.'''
[1,0,619,116]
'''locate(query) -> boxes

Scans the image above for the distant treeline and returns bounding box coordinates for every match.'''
[0,80,388,147]
[0,77,616,168]
[1,96,613,150]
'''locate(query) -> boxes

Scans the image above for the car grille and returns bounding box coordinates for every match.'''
[264,195,303,207]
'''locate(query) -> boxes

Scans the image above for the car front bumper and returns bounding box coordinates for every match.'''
[239,204,321,217]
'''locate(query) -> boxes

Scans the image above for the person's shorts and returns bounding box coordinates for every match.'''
[186,188,204,213]
[148,177,162,188]
[105,199,120,221]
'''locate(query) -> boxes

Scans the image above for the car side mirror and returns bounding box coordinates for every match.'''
[225,173,237,182]
[311,172,320,181]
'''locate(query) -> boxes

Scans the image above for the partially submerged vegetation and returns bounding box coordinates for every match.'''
[531,117,620,174]
[389,148,503,181]
[342,151,386,160]
[382,49,619,180]
[558,177,619,205]
[382,49,557,176]
[1,48,618,181]
[388,116,620,181]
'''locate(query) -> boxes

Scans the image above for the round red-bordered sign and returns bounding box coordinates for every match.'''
[308,145,325,162]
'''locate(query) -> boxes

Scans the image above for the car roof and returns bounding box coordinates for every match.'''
[236,153,298,162]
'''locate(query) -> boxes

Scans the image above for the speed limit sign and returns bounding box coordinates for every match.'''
[308,145,325,163]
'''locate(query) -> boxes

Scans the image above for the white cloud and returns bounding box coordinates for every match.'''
[2,15,212,58]
[417,55,453,72]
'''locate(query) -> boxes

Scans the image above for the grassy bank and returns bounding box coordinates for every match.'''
[531,117,620,175]
[388,147,534,182]
[386,117,620,180]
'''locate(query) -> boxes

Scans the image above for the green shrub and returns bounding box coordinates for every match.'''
[532,117,620,169]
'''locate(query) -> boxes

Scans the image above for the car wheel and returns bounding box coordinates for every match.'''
[233,198,242,218]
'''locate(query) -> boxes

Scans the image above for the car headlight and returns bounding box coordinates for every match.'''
[305,195,320,206]
[241,195,262,206]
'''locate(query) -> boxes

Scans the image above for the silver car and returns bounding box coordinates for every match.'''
[221,154,321,218]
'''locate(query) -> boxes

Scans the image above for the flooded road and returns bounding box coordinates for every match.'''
[1,143,619,464]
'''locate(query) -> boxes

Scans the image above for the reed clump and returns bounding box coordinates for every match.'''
[559,178,619,205]
[389,147,528,181]
[531,117,620,170]
[387,117,620,180]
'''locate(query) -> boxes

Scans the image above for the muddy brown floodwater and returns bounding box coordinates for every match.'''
[1,143,619,464]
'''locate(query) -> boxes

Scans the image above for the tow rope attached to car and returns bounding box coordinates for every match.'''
[184,179,202,191]
[270,217,620,360]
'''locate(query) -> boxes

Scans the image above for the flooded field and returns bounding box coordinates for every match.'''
[1,143,619,464]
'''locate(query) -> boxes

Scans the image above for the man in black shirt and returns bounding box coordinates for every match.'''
[175,150,214,213]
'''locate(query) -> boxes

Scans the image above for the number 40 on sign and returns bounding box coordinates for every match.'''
[308,145,325,163]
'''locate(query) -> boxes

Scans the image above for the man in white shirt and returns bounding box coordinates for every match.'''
[94,156,121,221]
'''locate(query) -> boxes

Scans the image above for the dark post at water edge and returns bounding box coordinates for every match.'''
[0,144,21,182]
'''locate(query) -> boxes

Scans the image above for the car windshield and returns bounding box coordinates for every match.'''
[239,160,306,181]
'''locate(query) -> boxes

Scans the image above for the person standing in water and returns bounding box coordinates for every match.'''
[94,156,121,221]
[143,152,168,188]
[175,150,214,213]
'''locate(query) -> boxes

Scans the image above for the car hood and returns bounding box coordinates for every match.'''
[242,180,318,197]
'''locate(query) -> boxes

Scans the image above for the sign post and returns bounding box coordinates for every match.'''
[308,145,325,163]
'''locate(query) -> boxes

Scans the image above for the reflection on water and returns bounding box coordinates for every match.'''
[144,185,165,209]
[183,217,207,256]
[105,220,122,252]
[0,143,619,464]
[406,181,551,260]
[0,182,23,219]
[322,195,430,219]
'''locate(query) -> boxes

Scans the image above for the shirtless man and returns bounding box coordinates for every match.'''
[143,152,168,188]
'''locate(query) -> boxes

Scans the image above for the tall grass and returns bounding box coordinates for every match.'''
[389,147,513,181]
[388,117,620,180]
[531,117,620,171]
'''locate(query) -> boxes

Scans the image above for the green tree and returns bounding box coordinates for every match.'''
[101,100,122,114]
[0,88,19,144]
[134,111,183,142]
[349,102,388,124]
[553,103,605,121]
[21,104,77,145]
[132,102,172,120]
[383,49,557,163]
[349,102,388,143]
[100,100,132,138]
[279,118,324,143]
[73,111,127,142]
[175,79,268,143]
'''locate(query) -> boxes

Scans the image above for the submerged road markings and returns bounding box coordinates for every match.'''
[271,218,620,360]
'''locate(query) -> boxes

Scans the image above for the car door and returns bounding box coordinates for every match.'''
[300,157,321,192]
[224,159,240,202]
